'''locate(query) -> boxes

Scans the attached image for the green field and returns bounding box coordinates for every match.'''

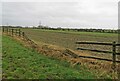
[2,35,99,79]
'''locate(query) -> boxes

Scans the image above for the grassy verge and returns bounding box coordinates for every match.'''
[2,35,97,79]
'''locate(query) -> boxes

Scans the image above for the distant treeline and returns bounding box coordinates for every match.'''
[2,25,120,34]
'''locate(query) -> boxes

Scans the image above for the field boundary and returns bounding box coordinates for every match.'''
[3,26,119,33]
[2,27,120,65]
[76,41,120,67]
[2,27,80,59]
[2,27,40,50]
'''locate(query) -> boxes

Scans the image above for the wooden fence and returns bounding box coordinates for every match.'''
[76,41,120,64]
[2,27,39,49]
[2,27,120,64]
[2,27,25,37]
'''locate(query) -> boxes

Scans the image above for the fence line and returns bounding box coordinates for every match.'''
[76,41,120,65]
[2,27,39,50]
[3,27,120,65]
[3,27,23,37]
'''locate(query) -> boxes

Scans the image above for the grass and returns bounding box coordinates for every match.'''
[22,28,118,37]
[2,35,98,79]
[21,29,118,58]
[22,29,118,50]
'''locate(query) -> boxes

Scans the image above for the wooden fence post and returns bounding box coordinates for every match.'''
[16,29,17,36]
[19,29,21,36]
[9,28,11,35]
[12,29,14,36]
[112,41,116,68]
[2,27,4,32]
[7,27,8,34]
[9,28,10,34]
[22,32,24,37]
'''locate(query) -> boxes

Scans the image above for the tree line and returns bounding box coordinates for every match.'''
[2,25,120,34]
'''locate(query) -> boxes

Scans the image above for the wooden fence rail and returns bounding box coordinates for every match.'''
[2,27,24,37]
[76,41,120,64]
[2,27,120,65]
[2,27,39,49]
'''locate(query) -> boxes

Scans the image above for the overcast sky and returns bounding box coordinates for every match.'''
[1,0,119,29]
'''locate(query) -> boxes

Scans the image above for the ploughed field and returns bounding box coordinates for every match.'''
[22,29,118,59]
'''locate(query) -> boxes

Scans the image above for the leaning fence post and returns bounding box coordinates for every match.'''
[112,41,116,68]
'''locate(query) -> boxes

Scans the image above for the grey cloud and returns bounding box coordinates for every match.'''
[2,1,118,29]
